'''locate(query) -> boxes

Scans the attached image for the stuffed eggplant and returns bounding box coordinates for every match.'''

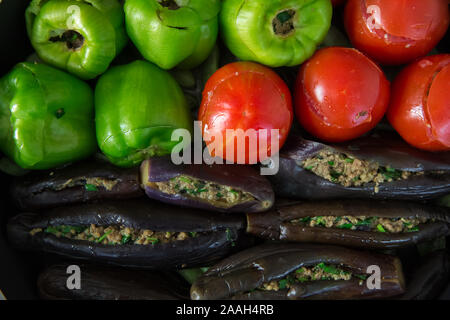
[38,264,189,300]
[7,200,245,269]
[11,160,144,210]
[191,243,405,300]
[140,157,274,213]
[247,200,450,249]
[268,133,450,200]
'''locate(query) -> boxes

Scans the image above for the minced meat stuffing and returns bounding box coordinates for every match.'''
[51,177,119,192]
[30,224,198,245]
[291,215,429,233]
[301,149,420,193]
[154,175,255,208]
[260,263,362,292]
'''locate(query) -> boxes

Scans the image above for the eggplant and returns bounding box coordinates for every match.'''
[140,157,274,213]
[268,133,450,200]
[11,160,144,210]
[247,200,450,249]
[399,251,449,300]
[191,243,405,300]
[38,264,190,300]
[7,199,245,269]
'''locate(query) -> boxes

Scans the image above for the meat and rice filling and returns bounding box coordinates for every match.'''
[301,149,420,193]
[48,177,118,192]
[291,215,430,233]
[153,175,255,208]
[30,224,198,245]
[260,263,364,292]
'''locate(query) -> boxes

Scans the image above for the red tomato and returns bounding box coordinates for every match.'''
[295,47,390,142]
[198,62,293,164]
[344,0,450,65]
[387,54,450,151]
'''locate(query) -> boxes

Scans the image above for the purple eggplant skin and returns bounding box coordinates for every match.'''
[190,243,405,300]
[7,199,245,269]
[268,133,450,201]
[246,200,450,249]
[10,160,144,211]
[140,157,274,213]
[399,251,449,300]
[38,264,190,300]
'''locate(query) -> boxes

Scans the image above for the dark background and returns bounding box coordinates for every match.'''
[0,0,37,300]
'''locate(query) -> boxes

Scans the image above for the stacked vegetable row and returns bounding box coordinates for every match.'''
[0,0,449,300]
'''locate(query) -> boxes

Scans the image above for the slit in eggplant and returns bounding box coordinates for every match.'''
[38,176,120,193]
[30,224,201,245]
[290,216,430,233]
[301,149,422,193]
[148,175,257,209]
[257,262,364,293]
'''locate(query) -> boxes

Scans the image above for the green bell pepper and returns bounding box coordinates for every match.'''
[220,0,332,67]
[95,60,193,167]
[0,62,97,170]
[26,0,128,79]
[124,0,220,70]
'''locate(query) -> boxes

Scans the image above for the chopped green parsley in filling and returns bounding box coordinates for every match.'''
[30,224,199,245]
[290,216,430,233]
[301,149,422,193]
[260,263,366,292]
[153,175,255,208]
[50,177,119,192]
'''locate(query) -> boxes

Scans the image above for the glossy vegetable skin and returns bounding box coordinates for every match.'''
[247,200,450,249]
[387,54,450,151]
[124,0,220,70]
[191,244,405,300]
[220,0,332,67]
[0,62,96,170]
[199,62,293,164]
[141,157,275,213]
[26,0,127,79]
[38,264,190,300]
[295,47,390,142]
[7,200,245,269]
[268,133,450,200]
[11,160,143,211]
[344,0,450,65]
[95,60,192,168]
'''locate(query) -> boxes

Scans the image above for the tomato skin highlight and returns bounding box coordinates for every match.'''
[387,54,450,152]
[295,47,390,143]
[199,62,293,164]
[344,0,450,66]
